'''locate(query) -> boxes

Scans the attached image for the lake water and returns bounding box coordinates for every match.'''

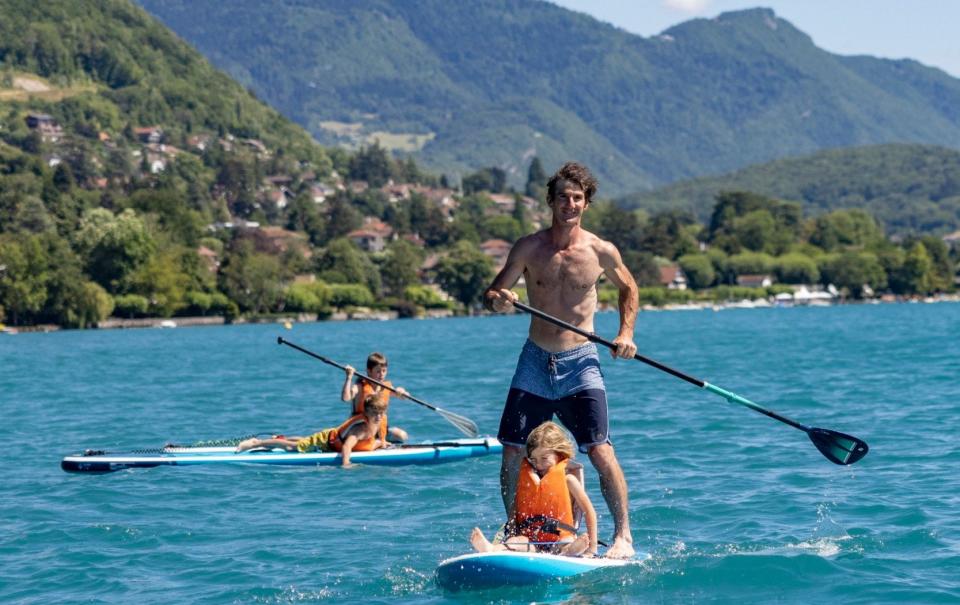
[2,302,959,603]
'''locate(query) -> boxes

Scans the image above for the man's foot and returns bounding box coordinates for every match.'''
[603,536,635,559]
[470,527,493,553]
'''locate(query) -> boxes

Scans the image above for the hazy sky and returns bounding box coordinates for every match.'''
[550,0,960,78]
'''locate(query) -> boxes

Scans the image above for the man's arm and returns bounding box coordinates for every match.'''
[483,236,532,312]
[598,241,638,359]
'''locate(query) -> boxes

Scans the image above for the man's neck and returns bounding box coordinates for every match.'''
[548,222,581,249]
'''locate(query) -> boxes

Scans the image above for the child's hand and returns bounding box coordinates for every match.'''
[396,387,409,398]
[344,365,355,376]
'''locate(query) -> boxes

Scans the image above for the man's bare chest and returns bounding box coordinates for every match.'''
[525,249,602,291]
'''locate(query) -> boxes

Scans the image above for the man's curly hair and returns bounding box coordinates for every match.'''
[546,162,598,204]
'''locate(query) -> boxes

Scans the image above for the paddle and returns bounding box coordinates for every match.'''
[277,337,480,438]
[511,301,869,465]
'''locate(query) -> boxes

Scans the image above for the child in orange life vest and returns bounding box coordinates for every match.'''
[342,352,409,443]
[470,421,599,557]
[235,394,389,467]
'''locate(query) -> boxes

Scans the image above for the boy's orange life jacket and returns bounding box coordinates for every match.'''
[328,413,388,452]
[513,458,575,543]
[354,379,392,415]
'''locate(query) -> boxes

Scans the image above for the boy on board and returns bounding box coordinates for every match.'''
[483,161,639,559]
[470,421,598,557]
[342,352,409,443]
[235,394,389,467]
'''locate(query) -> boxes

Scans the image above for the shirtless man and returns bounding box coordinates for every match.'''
[483,161,639,559]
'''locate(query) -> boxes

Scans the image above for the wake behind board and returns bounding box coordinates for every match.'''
[61,438,501,473]
[435,550,649,591]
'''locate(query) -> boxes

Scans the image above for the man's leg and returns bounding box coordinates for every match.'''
[500,444,524,514]
[497,388,553,514]
[587,443,635,558]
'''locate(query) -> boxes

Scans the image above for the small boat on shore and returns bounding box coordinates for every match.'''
[61,437,501,473]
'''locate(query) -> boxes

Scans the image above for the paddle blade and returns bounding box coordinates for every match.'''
[807,428,869,465]
[437,408,479,438]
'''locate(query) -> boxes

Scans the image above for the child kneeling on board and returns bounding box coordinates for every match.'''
[470,421,598,557]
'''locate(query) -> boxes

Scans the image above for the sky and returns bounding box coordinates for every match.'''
[550,0,960,78]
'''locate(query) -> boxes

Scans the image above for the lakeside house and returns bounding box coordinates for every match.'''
[348,217,394,252]
[480,238,512,272]
[25,113,63,142]
[659,265,687,290]
[737,274,774,288]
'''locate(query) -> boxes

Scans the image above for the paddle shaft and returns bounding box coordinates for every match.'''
[277,337,441,412]
[512,302,809,432]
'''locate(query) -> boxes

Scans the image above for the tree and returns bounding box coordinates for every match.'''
[324,193,363,241]
[639,210,698,259]
[74,208,155,292]
[285,192,326,245]
[434,240,494,309]
[727,251,776,277]
[678,254,716,289]
[525,157,547,199]
[218,240,287,313]
[348,143,391,187]
[774,253,820,284]
[0,235,48,325]
[894,242,936,296]
[462,167,507,194]
[819,251,887,298]
[483,215,523,243]
[708,191,801,254]
[381,239,424,297]
[314,238,381,296]
[809,209,883,251]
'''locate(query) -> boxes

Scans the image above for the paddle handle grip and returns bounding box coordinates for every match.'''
[276,337,439,411]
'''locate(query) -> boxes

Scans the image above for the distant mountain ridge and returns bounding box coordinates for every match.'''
[137,0,960,194]
[617,144,960,236]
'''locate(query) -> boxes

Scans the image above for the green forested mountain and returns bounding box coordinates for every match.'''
[0,0,328,164]
[0,0,334,327]
[616,144,960,236]
[137,1,960,194]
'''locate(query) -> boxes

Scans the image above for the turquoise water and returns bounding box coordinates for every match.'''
[3,303,959,603]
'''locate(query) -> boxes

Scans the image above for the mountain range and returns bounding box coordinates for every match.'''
[137,0,960,195]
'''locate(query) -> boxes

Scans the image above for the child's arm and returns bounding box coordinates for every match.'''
[341,365,357,402]
[339,434,358,467]
[394,385,409,399]
[566,474,598,555]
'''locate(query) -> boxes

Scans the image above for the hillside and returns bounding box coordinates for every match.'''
[137,1,960,194]
[0,0,328,165]
[616,144,960,236]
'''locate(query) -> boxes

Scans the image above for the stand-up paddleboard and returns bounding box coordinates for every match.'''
[435,550,649,590]
[61,438,501,473]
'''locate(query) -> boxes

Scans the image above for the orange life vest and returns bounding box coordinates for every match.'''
[354,379,392,415]
[513,458,575,543]
[328,413,388,452]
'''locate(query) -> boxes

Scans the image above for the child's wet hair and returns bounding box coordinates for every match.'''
[366,352,387,371]
[525,421,575,460]
[363,392,389,415]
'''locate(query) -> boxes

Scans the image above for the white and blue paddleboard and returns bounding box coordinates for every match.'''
[61,438,501,473]
[435,550,649,590]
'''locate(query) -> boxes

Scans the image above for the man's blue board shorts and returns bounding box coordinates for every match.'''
[498,339,610,453]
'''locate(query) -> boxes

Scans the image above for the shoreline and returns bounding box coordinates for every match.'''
[3,294,958,335]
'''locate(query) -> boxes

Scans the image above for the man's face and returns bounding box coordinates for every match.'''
[548,181,588,226]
